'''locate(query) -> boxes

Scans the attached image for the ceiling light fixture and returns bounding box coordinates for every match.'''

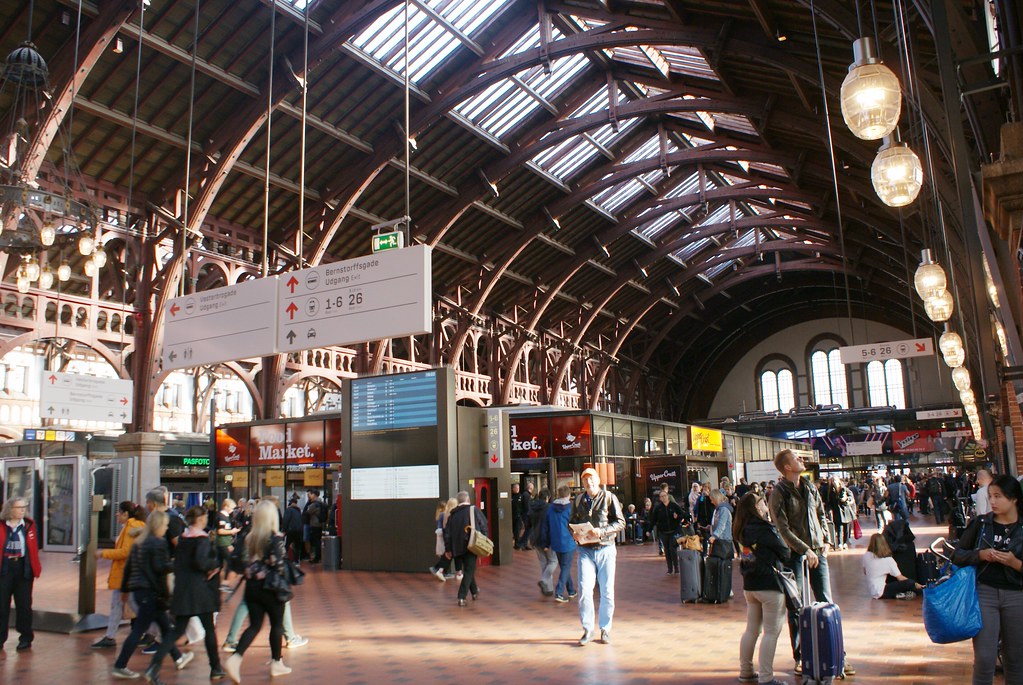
[871,135,923,207]
[840,37,901,140]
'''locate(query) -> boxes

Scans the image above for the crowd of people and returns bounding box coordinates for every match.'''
[0,487,323,685]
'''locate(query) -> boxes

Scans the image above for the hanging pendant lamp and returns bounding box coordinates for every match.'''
[872,136,923,207]
[840,37,902,140]
[915,249,947,300]
[924,290,954,322]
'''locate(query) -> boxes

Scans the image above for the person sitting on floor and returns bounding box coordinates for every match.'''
[861,533,923,600]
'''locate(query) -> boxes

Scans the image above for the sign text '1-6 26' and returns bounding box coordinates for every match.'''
[324,292,363,311]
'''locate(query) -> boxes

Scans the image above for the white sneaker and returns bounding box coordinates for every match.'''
[175,652,195,671]
[286,636,308,649]
[112,667,140,679]
[269,660,292,677]
[225,653,243,684]
[896,591,917,600]
[432,568,446,582]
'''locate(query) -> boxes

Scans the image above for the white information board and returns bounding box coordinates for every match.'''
[846,441,884,455]
[350,465,440,500]
[917,408,963,420]
[39,372,134,423]
[163,277,279,370]
[839,337,933,364]
[277,245,432,353]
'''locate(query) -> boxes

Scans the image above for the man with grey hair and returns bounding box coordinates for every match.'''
[146,487,185,555]
[444,491,488,607]
[0,497,41,651]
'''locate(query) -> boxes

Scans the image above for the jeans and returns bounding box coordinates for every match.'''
[740,589,787,682]
[535,548,558,594]
[114,590,181,669]
[226,598,296,644]
[308,527,323,562]
[893,500,910,521]
[554,550,576,597]
[973,583,1023,685]
[785,553,833,661]
[236,583,284,661]
[577,544,617,633]
[0,558,33,646]
[102,589,124,639]
[660,533,679,573]
[931,494,946,524]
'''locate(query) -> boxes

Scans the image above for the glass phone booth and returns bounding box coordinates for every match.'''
[43,456,90,553]
[2,458,42,520]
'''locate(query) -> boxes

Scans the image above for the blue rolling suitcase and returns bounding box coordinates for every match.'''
[799,602,845,683]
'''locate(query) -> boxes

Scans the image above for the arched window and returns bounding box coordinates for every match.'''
[760,368,796,413]
[866,359,906,408]
[810,349,849,407]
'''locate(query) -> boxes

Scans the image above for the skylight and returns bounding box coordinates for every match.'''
[590,135,679,214]
[633,170,709,240]
[453,25,590,139]
[532,89,640,181]
[348,0,511,84]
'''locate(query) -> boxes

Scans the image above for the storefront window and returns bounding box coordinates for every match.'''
[611,418,632,456]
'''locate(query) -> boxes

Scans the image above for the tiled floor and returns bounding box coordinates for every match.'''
[2,512,977,684]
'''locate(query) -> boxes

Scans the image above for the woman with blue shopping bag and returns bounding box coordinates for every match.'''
[949,475,1023,685]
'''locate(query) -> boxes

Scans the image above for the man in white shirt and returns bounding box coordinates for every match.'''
[973,469,992,517]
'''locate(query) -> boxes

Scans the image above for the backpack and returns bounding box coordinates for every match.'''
[227,528,249,575]
[927,478,942,495]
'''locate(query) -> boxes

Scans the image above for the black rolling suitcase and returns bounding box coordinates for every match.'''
[701,555,733,603]
[679,548,702,603]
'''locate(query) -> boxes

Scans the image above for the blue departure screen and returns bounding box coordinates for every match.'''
[351,371,437,432]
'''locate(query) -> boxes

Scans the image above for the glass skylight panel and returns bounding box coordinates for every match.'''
[348,0,512,84]
[594,177,648,213]
[673,235,711,262]
[453,25,590,139]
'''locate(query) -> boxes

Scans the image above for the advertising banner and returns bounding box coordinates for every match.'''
[644,465,684,499]
[892,430,947,453]
[509,416,551,459]
[690,426,723,452]
[216,425,250,467]
[551,415,592,457]
[250,421,322,465]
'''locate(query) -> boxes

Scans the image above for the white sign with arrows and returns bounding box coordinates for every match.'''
[163,277,279,371]
[839,337,934,364]
[277,244,432,353]
[39,371,134,423]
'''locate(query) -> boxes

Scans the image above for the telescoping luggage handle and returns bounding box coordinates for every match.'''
[800,555,811,607]
[928,536,953,565]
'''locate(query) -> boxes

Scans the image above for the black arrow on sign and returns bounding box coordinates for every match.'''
[169,350,177,362]
[286,330,297,344]
[121,412,127,419]
[47,406,54,415]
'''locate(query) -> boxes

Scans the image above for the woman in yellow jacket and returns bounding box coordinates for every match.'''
[92,501,146,649]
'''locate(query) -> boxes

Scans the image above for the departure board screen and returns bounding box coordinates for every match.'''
[351,370,437,432]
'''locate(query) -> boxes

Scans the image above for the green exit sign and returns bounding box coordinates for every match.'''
[372,231,404,252]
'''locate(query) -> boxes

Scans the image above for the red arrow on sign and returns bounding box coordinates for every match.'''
[490,454,498,464]
[286,302,298,320]
[48,374,57,384]
[286,276,299,293]
[120,397,128,405]
[915,343,926,352]
[170,303,180,316]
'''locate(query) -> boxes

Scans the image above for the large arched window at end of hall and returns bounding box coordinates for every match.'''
[760,367,796,413]
[810,348,849,408]
[866,359,907,409]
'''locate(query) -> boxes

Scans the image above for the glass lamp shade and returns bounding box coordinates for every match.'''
[960,389,975,405]
[24,257,40,281]
[952,366,971,392]
[38,267,53,290]
[938,330,963,357]
[78,232,95,256]
[84,257,97,278]
[872,141,923,207]
[924,290,954,322]
[40,221,56,246]
[57,262,71,282]
[92,246,107,268]
[943,348,965,368]
[16,276,30,293]
[840,38,901,140]
[915,250,947,300]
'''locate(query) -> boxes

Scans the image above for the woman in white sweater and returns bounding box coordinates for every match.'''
[861,533,924,600]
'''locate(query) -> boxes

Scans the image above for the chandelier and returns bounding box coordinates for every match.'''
[1,41,103,294]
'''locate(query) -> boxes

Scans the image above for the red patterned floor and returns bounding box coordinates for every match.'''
[1,512,973,684]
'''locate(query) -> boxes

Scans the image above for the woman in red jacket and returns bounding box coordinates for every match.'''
[0,497,42,651]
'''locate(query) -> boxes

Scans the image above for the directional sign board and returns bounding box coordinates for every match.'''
[277,244,432,354]
[917,408,963,420]
[839,337,933,364]
[39,371,134,423]
[163,277,279,371]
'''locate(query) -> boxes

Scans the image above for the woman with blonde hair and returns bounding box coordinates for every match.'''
[224,500,291,683]
[861,533,922,600]
[429,498,458,581]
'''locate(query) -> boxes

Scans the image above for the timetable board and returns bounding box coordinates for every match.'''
[351,370,438,432]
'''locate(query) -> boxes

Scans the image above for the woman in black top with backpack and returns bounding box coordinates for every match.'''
[735,492,791,685]
[952,474,1023,685]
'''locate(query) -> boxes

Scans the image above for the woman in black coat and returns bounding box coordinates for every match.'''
[149,506,224,682]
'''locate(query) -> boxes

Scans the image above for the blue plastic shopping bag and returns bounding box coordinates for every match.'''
[922,565,982,644]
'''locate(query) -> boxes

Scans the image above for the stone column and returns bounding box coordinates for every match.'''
[114,432,165,503]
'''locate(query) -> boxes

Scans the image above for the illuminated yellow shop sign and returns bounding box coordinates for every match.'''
[690,426,723,452]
